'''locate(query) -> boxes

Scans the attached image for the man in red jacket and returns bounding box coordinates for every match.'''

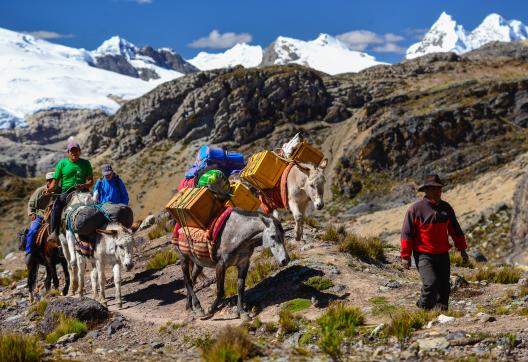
[401,174,469,310]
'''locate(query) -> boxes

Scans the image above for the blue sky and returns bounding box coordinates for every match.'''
[1,0,527,63]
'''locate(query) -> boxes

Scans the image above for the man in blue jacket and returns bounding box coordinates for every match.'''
[93,164,129,205]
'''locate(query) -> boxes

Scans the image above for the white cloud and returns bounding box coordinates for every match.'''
[188,30,252,49]
[337,30,407,53]
[336,30,383,51]
[134,0,153,3]
[22,31,74,39]
[372,43,406,53]
[384,33,405,42]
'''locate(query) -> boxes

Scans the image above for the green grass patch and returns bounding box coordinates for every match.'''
[201,326,259,362]
[338,233,386,263]
[29,299,48,316]
[316,302,365,359]
[264,322,278,333]
[0,334,43,362]
[304,276,334,291]
[145,248,179,271]
[148,217,173,240]
[0,301,9,309]
[450,253,475,269]
[385,308,438,344]
[279,309,302,335]
[46,315,88,344]
[304,216,320,228]
[282,298,312,313]
[369,296,397,316]
[467,265,521,284]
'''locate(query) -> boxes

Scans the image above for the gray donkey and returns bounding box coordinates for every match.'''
[176,209,290,320]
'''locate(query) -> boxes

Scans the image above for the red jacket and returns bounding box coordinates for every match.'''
[400,198,467,258]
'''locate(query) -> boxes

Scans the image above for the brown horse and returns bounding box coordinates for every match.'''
[24,222,69,302]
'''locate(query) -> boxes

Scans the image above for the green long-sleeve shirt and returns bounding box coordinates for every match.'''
[27,185,54,218]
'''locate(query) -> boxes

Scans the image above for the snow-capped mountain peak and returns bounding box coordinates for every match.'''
[93,35,138,58]
[406,12,528,59]
[261,34,385,74]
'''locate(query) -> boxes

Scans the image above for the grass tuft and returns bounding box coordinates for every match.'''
[304,216,320,228]
[450,253,475,269]
[145,248,179,271]
[148,217,173,240]
[468,265,521,284]
[201,326,259,362]
[29,299,48,316]
[369,296,397,316]
[385,308,438,344]
[338,233,386,263]
[304,276,333,291]
[46,315,87,344]
[225,260,277,297]
[159,321,185,335]
[279,309,302,335]
[316,302,364,359]
[0,334,43,362]
[282,298,311,313]
[0,269,28,287]
[322,226,339,242]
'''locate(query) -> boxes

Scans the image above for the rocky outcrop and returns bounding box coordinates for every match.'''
[511,169,528,248]
[85,65,334,158]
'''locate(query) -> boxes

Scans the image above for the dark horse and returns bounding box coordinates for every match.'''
[22,222,69,302]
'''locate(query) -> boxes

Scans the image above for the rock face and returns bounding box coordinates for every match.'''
[85,65,334,158]
[511,170,528,248]
[40,297,109,334]
[0,109,107,177]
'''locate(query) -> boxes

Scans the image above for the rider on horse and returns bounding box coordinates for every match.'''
[25,172,56,256]
[47,140,94,243]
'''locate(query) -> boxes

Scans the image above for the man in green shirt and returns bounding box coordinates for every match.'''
[47,141,94,243]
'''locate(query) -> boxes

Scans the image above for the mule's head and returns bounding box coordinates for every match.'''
[97,224,135,271]
[260,215,290,266]
[298,159,327,210]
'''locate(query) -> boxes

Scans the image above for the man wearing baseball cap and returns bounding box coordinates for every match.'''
[400,174,468,311]
[93,164,129,205]
[25,172,57,262]
[46,140,94,243]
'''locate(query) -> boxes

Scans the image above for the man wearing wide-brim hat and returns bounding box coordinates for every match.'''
[400,174,468,311]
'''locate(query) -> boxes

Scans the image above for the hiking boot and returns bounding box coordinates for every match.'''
[47,231,58,243]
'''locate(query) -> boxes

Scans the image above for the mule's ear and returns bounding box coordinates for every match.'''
[96,229,118,236]
[296,162,313,174]
[319,158,328,169]
[259,215,271,228]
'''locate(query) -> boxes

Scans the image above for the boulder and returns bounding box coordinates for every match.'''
[40,297,109,334]
[511,170,528,248]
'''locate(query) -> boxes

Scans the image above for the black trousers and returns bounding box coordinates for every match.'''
[413,252,450,310]
[49,188,75,235]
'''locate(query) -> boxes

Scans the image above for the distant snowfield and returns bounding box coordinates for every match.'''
[0,28,183,128]
[188,43,263,70]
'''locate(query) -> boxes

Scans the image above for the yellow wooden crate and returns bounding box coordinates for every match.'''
[165,187,223,229]
[291,142,324,165]
[240,151,288,189]
[225,183,261,211]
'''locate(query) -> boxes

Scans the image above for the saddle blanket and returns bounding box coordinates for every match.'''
[259,163,294,214]
[171,207,233,262]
